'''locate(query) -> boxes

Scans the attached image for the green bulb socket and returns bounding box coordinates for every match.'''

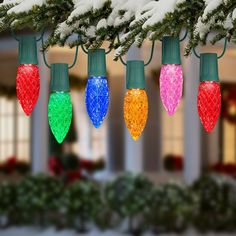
[162,36,181,65]
[126,60,145,89]
[88,49,106,77]
[200,53,219,82]
[50,63,70,92]
[19,35,38,65]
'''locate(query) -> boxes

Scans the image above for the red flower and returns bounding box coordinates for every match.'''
[66,170,82,184]
[5,156,17,174]
[164,154,183,172]
[48,156,63,176]
[174,156,183,171]
[79,159,94,172]
[211,162,236,177]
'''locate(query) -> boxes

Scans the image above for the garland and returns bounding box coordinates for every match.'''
[0,0,235,59]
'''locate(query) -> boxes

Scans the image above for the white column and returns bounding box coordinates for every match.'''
[183,54,201,184]
[125,46,144,173]
[207,122,220,165]
[31,53,49,174]
[202,122,220,167]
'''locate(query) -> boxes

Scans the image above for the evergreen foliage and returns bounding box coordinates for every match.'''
[0,0,234,59]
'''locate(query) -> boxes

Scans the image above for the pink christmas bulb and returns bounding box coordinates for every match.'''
[160,64,183,116]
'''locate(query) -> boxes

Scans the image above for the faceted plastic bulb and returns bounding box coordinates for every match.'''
[48,92,72,143]
[85,76,109,128]
[160,64,183,116]
[124,89,148,141]
[197,81,221,133]
[16,64,40,116]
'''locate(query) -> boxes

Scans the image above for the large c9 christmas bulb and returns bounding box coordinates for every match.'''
[197,53,221,133]
[124,89,148,141]
[124,61,148,141]
[85,49,109,128]
[16,36,40,116]
[160,36,183,116]
[48,64,72,143]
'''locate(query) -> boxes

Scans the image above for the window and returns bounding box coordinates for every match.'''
[0,97,30,162]
[221,83,236,164]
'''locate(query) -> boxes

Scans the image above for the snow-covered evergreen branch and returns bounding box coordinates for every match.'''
[0,0,236,58]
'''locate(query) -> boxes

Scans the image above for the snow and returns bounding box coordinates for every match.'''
[194,16,214,39]
[116,0,150,26]
[232,8,236,21]
[56,22,74,39]
[224,14,233,30]
[97,18,107,30]
[7,0,46,14]
[107,0,127,26]
[176,0,187,4]
[113,46,123,60]
[202,0,223,20]
[67,0,109,23]
[130,0,178,30]
[107,0,150,28]
[194,0,233,40]
[86,26,96,38]
[2,0,22,5]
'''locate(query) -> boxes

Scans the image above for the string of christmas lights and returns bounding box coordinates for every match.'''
[11,31,228,143]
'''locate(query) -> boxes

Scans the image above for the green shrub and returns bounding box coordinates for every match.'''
[147,182,193,233]
[59,180,101,232]
[0,182,17,225]
[105,173,154,233]
[0,173,235,233]
[16,174,63,225]
[192,175,236,232]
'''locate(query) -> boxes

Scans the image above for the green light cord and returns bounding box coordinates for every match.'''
[179,30,188,42]
[217,37,228,59]
[117,35,155,67]
[41,32,79,69]
[193,37,228,60]
[144,41,155,67]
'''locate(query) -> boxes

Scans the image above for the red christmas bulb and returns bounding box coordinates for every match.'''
[197,81,221,133]
[16,64,40,116]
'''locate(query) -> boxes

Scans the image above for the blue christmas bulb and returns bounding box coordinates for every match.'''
[85,76,109,128]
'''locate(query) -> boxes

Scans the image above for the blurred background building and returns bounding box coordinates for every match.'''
[0,32,236,184]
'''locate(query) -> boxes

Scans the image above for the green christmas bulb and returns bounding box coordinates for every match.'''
[48,92,72,143]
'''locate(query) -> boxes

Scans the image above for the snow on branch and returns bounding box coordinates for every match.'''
[6,0,46,14]
[0,0,236,57]
[67,0,110,23]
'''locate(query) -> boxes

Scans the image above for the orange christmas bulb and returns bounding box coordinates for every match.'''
[124,89,148,141]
